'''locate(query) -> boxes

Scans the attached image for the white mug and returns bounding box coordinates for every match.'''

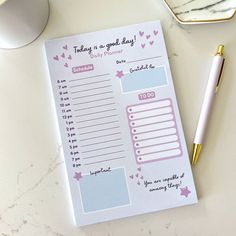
[0,0,49,49]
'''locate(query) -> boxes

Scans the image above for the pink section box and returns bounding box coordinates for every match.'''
[126,99,182,164]
[72,64,94,74]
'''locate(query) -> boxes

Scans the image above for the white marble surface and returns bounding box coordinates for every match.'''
[1,0,236,235]
[164,0,236,23]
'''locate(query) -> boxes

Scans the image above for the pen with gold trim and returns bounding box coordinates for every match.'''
[192,45,225,165]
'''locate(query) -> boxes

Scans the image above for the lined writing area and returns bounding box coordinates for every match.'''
[69,74,125,166]
[127,99,182,164]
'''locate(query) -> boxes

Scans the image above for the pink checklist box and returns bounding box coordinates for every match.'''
[127,99,182,164]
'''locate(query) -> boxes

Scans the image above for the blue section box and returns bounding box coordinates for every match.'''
[79,168,130,212]
[121,66,167,93]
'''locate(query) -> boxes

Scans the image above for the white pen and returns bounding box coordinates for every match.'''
[192,45,225,165]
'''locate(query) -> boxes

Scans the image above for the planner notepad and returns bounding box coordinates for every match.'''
[45,21,197,226]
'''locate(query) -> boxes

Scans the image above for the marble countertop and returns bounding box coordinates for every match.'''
[1,0,236,235]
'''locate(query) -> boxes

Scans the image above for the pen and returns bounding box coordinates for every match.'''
[191,45,225,165]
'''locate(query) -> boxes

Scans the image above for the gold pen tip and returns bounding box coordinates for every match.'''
[215,45,224,56]
[191,144,202,166]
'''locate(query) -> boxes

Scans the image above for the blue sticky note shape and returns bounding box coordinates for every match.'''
[79,168,130,212]
[121,66,167,93]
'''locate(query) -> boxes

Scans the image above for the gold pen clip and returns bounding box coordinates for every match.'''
[215,58,225,93]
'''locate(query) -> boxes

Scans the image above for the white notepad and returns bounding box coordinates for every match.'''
[45,21,197,226]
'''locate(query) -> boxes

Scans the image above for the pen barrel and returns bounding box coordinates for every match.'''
[194,55,224,144]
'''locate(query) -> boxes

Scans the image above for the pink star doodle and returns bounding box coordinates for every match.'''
[74,172,82,181]
[116,70,124,78]
[180,186,191,197]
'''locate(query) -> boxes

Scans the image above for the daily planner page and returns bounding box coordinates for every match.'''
[45,21,197,226]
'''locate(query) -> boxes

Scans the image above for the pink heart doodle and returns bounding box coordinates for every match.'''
[129,175,134,179]
[135,173,139,178]
[149,41,154,46]
[68,55,72,60]
[64,63,68,67]
[154,30,158,36]
[63,45,68,50]
[146,34,151,39]
[137,167,141,172]
[139,31,144,37]
[61,53,65,58]
[53,55,59,61]
[141,44,145,48]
